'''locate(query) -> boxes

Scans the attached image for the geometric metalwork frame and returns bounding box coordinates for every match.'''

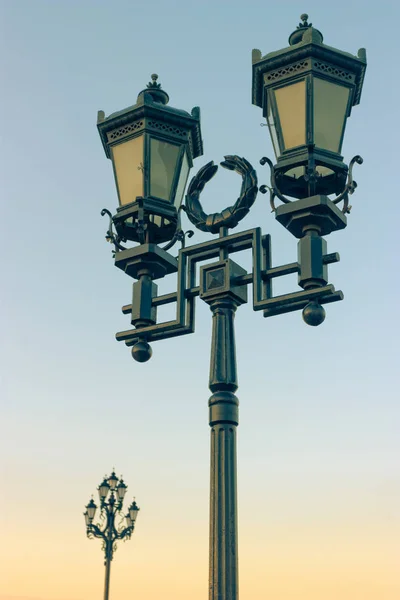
[116,225,342,347]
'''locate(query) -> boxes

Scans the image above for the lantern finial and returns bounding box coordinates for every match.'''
[300,14,310,27]
[289,14,323,45]
[139,73,169,105]
[147,73,161,89]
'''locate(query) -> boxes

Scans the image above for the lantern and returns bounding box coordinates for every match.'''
[97,75,203,244]
[252,14,366,199]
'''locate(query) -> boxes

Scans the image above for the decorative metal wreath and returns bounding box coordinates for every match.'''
[182,155,258,233]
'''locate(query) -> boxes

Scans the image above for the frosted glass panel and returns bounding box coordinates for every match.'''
[285,166,334,179]
[316,165,335,177]
[267,103,281,157]
[285,166,305,179]
[111,136,144,206]
[313,78,350,152]
[274,81,306,150]
[174,152,190,208]
[150,139,180,201]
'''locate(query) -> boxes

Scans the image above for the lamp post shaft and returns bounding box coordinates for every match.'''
[104,555,111,600]
[103,510,114,600]
[208,298,239,600]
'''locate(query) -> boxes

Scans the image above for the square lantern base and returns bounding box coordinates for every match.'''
[114,243,178,280]
[275,195,347,238]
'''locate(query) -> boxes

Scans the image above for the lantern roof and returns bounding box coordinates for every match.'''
[252,14,367,109]
[97,74,203,160]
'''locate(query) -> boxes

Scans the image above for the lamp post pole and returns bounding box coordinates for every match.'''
[103,508,113,600]
[208,294,240,598]
[96,15,366,599]
[84,472,140,600]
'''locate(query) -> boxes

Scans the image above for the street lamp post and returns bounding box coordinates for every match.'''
[96,16,366,600]
[84,472,140,600]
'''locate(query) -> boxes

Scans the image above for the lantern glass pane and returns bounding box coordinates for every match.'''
[316,165,335,177]
[111,135,144,206]
[87,502,96,519]
[174,151,190,209]
[98,483,109,501]
[313,78,350,153]
[274,80,306,150]
[117,484,127,500]
[107,472,118,490]
[149,215,171,228]
[150,139,180,201]
[129,506,139,522]
[267,103,281,157]
[285,166,305,179]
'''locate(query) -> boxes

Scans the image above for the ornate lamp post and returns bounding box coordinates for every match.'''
[84,472,140,600]
[97,16,366,600]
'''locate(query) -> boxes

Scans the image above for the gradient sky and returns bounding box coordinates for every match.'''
[1,1,399,599]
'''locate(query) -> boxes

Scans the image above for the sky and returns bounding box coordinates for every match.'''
[1,1,399,599]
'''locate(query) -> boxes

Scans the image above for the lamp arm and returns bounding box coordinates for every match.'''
[87,522,107,540]
[115,525,134,540]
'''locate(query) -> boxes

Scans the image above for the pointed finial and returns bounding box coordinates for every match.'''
[147,73,161,89]
[300,14,310,27]
[138,73,169,105]
[289,13,323,45]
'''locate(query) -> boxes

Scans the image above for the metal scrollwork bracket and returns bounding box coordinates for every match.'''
[101,208,127,255]
[331,154,363,214]
[161,207,194,253]
[259,154,363,214]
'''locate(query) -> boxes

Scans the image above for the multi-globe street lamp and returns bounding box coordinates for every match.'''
[96,15,366,600]
[84,472,140,600]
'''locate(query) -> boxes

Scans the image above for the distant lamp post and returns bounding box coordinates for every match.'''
[97,15,366,600]
[84,472,139,600]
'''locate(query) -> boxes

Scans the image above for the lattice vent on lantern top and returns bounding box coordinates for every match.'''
[265,61,309,82]
[107,121,144,142]
[147,120,188,138]
[313,61,354,81]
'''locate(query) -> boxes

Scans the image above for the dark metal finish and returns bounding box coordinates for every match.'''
[104,176,346,600]
[200,259,248,305]
[259,154,363,215]
[302,301,326,326]
[114,225,343,351]
[184,155,258,233]
[196,231,244,600]
[114,243,178,280]
[97,76,203,161]
[97,16,366,600]
[98,75,204,245]
[131,276,157,327]
[84,473,139,600]
[298,233,327,290]
[208,296,240,600]
[274,194,347,237]
[252,17,367,199]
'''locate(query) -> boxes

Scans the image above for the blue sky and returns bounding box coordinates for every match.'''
[1,1,399,599]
